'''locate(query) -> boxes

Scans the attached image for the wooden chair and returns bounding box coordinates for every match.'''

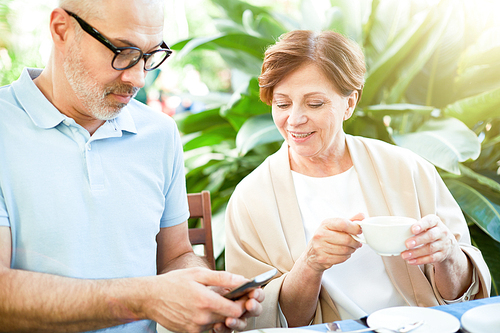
[187,191,216,270]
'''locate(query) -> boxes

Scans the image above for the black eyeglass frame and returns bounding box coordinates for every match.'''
[64,9,172,71]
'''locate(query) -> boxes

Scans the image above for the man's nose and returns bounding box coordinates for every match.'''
[120,60,146,89]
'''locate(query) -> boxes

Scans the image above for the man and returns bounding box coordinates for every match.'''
[0,0,264,332]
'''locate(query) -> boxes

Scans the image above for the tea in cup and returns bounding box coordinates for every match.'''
[353,216,416,256]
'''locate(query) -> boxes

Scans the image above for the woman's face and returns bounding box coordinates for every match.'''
[272,63,357,161]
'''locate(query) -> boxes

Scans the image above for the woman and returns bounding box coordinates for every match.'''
[225,30,491,329]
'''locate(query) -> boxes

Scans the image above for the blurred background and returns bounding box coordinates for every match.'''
[1,0,499,295]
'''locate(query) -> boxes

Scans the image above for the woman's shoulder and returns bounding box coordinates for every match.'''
[233,145,286,193]
[350,135,431,163]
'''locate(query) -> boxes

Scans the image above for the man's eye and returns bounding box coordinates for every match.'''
[309,102,324,108]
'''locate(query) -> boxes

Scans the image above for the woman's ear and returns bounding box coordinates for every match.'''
[50,8,71,47]
[343,91,358,121]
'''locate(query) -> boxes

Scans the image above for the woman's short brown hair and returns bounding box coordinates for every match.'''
[259,30,366,106]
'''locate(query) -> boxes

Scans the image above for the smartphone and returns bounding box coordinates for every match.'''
[224,268,278,300]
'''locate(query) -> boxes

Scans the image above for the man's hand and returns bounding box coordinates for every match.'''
[214,288,265,333]
[145,267,264,333]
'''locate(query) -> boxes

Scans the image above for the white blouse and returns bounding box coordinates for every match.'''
[291,167,407,320]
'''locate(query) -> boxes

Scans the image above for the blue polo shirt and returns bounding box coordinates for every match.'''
[0,68,190,332]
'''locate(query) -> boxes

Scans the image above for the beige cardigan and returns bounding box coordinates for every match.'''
[225,135,491,329]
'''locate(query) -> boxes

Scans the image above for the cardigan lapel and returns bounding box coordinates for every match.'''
[269,142,308,262]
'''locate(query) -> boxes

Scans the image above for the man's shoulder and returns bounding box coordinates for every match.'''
[128,99,172,118]
[0,83,16,104]
[0,83,25,120]
[127,99,177,128]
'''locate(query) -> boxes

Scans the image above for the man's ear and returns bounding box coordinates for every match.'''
[343,90,358,121]
[50,8,72,47]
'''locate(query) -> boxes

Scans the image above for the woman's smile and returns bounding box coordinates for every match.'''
[289,131,315,139]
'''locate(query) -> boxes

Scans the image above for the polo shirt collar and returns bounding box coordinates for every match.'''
[13,68,138,135]
[13,68,65,129]
[112,106,137,134]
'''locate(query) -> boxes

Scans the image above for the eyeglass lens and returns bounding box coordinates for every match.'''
[113,48,169,71]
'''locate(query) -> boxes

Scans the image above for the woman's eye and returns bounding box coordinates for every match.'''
[276,103,290,109]
[308,102,324,108]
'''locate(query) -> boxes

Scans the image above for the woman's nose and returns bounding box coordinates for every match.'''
[287,105,307,126]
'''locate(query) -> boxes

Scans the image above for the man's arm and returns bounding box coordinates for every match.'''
[0,226,147,332]
[156,221,208,274]
[0,226,253,332]
[155,222,266,333]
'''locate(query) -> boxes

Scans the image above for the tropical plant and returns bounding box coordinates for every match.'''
[0,0,47,86]
[171,0,500,294]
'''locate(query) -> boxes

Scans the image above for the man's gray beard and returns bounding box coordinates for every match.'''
[63,41,139,121]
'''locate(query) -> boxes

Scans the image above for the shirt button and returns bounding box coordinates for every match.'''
[86,143,91,151]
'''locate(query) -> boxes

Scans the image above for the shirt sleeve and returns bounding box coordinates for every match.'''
[160,125,190,228]
[0,186,10,227]
[443,266,480,303]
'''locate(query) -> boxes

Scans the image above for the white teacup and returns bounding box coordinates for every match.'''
[353,216,417,256]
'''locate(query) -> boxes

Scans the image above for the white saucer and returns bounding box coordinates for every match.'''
[461,303,500,333]
[367,306,460,333]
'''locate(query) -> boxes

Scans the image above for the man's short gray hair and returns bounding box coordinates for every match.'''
[58,0,105,20]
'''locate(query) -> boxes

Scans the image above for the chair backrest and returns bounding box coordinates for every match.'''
[187,191,216,270]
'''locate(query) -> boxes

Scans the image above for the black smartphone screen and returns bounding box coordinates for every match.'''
[224,268,278,300]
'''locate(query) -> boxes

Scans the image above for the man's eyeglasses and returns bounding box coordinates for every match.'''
[64,10,172,71]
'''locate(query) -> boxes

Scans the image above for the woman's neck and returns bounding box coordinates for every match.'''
[289,138,353,177]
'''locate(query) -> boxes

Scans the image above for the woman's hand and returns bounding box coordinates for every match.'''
[304,213,364,272]
[402,214,473,300]
[401,214,461,265]
[213,288,265,333]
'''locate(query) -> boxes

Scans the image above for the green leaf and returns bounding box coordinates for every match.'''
[236,114,283,156]
[363,103,435,114]
[328,0,364,42]
[407,1,469,108]
[252,12,287,39]
[386,5,452,103]
[362,0,380,48]
[361,8,434,105]
[362,104,435,134]
[213,18,248,35]
[211,0,272,25]
[170,38,191,51]
[220,78,271,130]
[184,148,224,173]
[174,108,228,134]
[469,223,500,296]
[183,124,236,152]
[459,26,500,70]
[455,64,500,98]
[241,9,287,39]
[392,117,480,174]
[454,26,500,98]
[344,112,392,143]
[300,0,324,32]
[458,164,500,194]
[442,86,500,128]
[173,33,272,60]
[444,178,500,243]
